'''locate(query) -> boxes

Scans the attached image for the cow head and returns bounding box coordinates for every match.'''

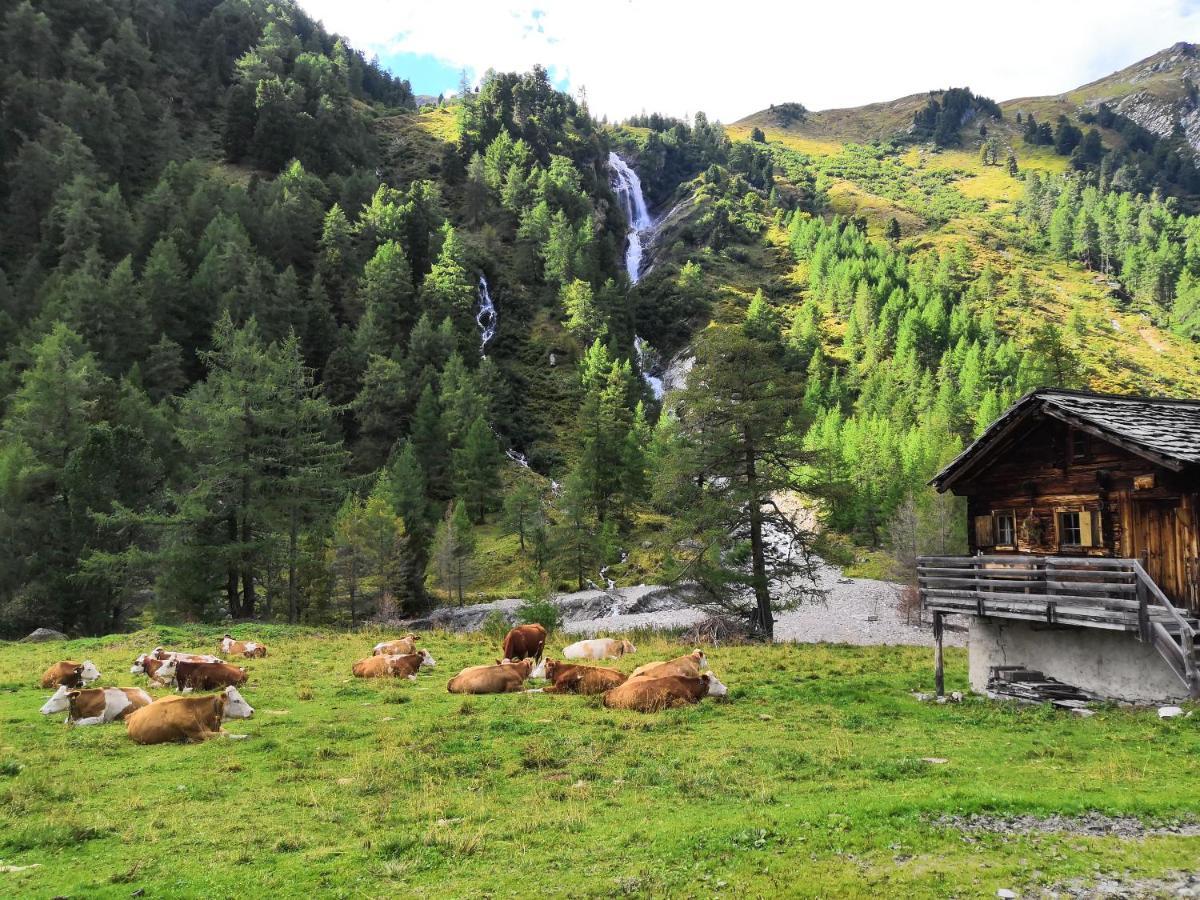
[701,672,728,698]
[130,654,150,674]
[691,649,708,671]
[40,685,71,715]
[620,640,637,655]
[530,657,549,679]
[78,660,100,684]
[514,658,535,680]
[155,658,177,682]
[417,649,436,668]
[221,686,253,720]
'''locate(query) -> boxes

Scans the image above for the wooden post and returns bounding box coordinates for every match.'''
[933,611,945,698]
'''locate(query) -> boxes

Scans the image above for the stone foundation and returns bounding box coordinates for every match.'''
[967,617,1189,704]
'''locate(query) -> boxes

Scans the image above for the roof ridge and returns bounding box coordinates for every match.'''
[1036,387,1200,408]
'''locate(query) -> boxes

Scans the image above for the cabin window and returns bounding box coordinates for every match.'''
[1059,511,1082,546]
[1056,508,1099,549]
[1070,430,1091,463]
[993,511,1016,549]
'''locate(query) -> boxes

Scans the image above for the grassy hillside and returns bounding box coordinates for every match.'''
[719,118,1200,397]
[2,629,1199,897]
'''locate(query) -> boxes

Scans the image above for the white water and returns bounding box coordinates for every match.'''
[608,151,654,283]
[610,152,666,399]
[634,335,665,400]
[476,275,497,351]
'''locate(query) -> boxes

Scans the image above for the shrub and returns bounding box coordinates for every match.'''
[516,597,562,633]
[480,610,512,643]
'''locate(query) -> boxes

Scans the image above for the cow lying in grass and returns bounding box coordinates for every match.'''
[603,673,728,712]
[372,634,419,656]
[630,649,708,679]
[153,658,248,692]
[561,638,636,661]
[352,649,436,679]
[41,686,152,725]
[125,686,253,744]
[220,635,267,658]
[447,659,535,694]
[538,658,627,695]
[40,660,100,689]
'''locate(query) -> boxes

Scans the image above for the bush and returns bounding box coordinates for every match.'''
[516,597,562,634]
[480,610,512,643]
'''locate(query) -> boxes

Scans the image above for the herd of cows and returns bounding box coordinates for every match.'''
[33,624,729,744]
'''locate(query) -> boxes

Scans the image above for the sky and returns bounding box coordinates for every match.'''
[297,0,1200,122]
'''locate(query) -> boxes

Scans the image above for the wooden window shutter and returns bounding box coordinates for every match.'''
[1079,509,1095,547]
[974,515,995,548]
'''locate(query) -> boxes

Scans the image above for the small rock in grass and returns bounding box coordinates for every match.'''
[911,692,933,702]
[1072,708,1096,718]
[997,890,1017,899]
[921,757,948,764]
[950,691,963,702]
[1159,706,1185,719]
[759,714,774,721]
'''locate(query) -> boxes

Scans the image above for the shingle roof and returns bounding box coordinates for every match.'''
[932,388,1200,490]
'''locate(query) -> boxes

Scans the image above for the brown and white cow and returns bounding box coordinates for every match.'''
[220,634,267,658]
[372,634,419,656]
[132,651,219,680]
[561,638,636,661]
[153,647,222,663]
[602,673,728,712]
[158,659,248,692]
[538,658,627,695]
[40,685,152,725]
[40,660,100,689]
[352,649,436,679]
[630,649,708,680]
[501,623,547,662]
[125,686,254,744]
[447,659,535,694]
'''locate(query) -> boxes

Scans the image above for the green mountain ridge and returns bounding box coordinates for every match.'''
[2,4,1200,636]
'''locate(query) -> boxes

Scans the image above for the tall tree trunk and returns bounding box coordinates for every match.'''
[287,507,299,624]
[227,514,240,618]
[744,431,773,639]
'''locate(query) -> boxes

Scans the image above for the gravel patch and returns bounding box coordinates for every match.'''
[405,560,954,649]
[936,813,1200,839]
[1039,872,1200,898]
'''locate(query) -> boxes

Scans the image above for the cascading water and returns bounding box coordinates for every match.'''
[608,151,653,283]
[476,275,497,351]
[609,152,665,399]
[634,336,665,400]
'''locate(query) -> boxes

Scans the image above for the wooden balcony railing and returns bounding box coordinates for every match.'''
[917,554,1199,697]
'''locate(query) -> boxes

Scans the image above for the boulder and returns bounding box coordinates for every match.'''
[22,627,67,642]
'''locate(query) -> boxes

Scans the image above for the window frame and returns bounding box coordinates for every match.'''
[992,509,1017,550]
[1055,507,1099,550]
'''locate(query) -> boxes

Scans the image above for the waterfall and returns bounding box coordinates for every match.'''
[609,152,666,399]
[608,152,653,284]
[635,335,665,400]
[476,275,497,351]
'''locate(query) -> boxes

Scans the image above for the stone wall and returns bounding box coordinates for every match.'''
[968,617,1189,704]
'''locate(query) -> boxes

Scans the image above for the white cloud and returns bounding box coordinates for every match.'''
[298,0,1200,121]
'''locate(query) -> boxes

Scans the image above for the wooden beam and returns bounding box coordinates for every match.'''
[933,612,944,698]
[1040,406,1186,472]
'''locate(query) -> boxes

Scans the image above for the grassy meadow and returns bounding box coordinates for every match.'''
[1,627,1199,897]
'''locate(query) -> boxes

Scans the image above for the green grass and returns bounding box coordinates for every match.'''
[2,627,1199,897]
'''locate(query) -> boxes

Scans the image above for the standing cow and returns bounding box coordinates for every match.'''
[502,623,547,662]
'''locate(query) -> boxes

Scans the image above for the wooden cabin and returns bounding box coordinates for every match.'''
[920,389,1200,702]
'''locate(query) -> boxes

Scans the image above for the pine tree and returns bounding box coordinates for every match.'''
[502,478,545,553]
[454,415,501,522]
[432,499,475,603]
